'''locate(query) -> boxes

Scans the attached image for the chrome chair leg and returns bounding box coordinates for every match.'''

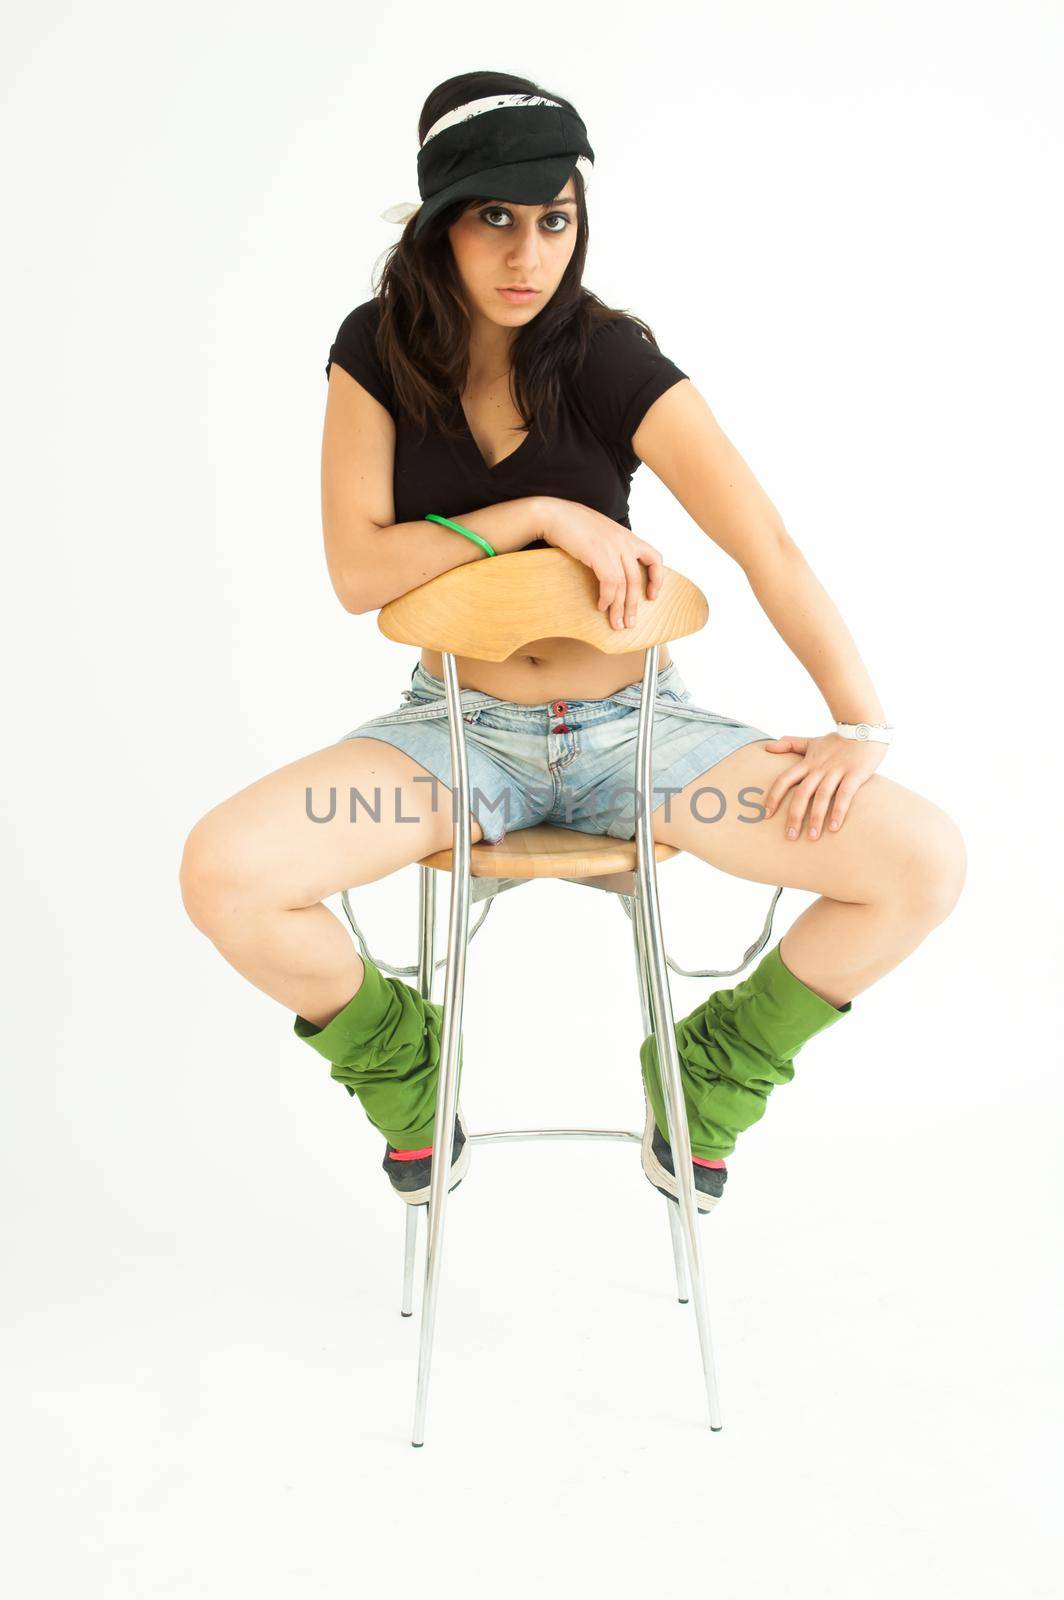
[664,1198,690,1304]
[399,864,438,1321]
[411,652,472,1447]
[629,877,689,1305]
[633,646,724,1431]
[416,862,438,1004]
[401,1205,419,1317]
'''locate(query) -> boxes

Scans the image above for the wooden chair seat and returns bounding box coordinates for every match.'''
[418,821,681,880]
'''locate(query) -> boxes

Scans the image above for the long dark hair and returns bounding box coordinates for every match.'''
[371,69,664,445]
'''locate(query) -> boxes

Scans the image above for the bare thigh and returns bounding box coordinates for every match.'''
[180,736,484,914]
[652,740,966,911]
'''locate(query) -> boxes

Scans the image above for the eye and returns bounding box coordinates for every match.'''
[478,206,571,233]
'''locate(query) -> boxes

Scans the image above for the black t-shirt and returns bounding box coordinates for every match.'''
[325,299,688,548]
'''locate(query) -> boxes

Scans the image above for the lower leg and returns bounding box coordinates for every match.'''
[187,894,446,1149]
[292,951,461,1150]
[193,896,366,1027]
[641,888,952,1161]
[188,883,454,1145]
[640,934,852,1162]
[778,891,944,1009]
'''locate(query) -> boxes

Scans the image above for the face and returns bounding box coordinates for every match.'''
[447,176,579,329]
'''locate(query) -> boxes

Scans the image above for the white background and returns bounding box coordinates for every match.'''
[3,2,1061,1595]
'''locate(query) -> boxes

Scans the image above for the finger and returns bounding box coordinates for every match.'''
[763,763,808,819]
[611,564,629,628]
[762,750,802,812]
[807,775,843,841]
[784,773,823,840]
[597,569,622,622]
[762,736,804,774]
[826,780,858,832]
[639,548,664,599]
[610,572,628,629]
[621,556,642,626]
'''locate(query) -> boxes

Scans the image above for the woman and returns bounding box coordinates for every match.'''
[180,70,966,1211]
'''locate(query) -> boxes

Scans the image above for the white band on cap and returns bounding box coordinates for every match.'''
[380,200,422,223]
[421,93,564,146]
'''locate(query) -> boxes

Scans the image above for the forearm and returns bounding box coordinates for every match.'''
[347,497,552,613]
[745,541,887,724]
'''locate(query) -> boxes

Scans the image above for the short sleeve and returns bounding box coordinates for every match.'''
[325,299,396,416]
[575,317,688,451]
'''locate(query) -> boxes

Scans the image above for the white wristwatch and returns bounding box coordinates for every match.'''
[835,721,894,745]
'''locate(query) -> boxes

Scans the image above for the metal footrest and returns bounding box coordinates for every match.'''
[467,1126,640,1145]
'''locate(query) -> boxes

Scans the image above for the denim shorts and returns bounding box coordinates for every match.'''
[340,659,775,846]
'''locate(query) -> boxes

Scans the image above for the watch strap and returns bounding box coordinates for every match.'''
[835,721,894,745]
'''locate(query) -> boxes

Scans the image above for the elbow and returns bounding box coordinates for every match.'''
[324,518,381,613]
[340,584,372,615]
[743,523,804,581]
[328,556,373,614]
[328,571,371,614]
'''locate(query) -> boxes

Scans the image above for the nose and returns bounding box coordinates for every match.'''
[507,219,543,268]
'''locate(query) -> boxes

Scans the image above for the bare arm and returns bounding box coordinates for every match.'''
[728,543,887,725]
[321,364,549,614]
[343,499,552,614]
[629,380,887,724]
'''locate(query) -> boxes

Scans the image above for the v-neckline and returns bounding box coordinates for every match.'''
[456,396,540,476]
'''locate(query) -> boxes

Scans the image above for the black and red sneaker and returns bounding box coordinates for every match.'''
[639,1086,727,1213]
[382,1107,471,1206]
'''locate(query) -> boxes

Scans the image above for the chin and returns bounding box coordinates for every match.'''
[471,290,546,328]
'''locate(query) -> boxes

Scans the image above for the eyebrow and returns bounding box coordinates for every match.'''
[481,197,577,209]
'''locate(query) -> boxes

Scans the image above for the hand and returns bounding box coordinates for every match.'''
[761,732,886,840]
[540,499,663,631]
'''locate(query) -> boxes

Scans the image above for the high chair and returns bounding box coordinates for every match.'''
[339,548,783,1446]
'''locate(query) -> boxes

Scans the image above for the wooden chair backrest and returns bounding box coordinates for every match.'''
[377,547,708,660]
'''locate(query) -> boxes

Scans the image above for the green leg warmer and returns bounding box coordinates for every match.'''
[640,940,852,1162]
[293,954,462,1149]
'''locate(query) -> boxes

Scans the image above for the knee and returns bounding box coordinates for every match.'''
[179,813,250,935]
[899,808,967,925]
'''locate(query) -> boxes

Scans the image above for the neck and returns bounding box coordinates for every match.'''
[465,308,517,388]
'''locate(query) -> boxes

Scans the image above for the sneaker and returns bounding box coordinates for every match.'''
[382,1106,471,1206]
[640,1086,727,1213]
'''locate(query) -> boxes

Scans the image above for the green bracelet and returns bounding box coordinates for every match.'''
[424,513,496,558]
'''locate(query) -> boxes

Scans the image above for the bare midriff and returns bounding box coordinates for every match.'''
[418,636,672,706]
